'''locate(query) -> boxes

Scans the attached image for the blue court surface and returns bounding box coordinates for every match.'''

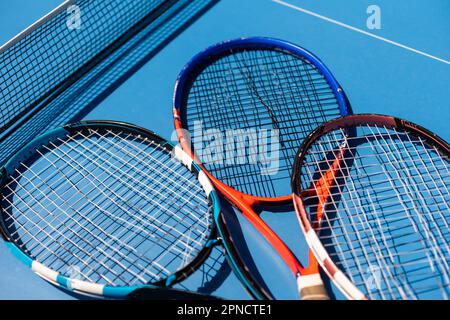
[0,0,448,299]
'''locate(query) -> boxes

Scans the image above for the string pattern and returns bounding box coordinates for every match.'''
[1,128,213,287]
[0,0,164,130]
[300,124,450,299]
[0,0,217,166]
[184,47,342,197]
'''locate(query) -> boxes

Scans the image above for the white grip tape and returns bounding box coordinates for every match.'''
[173,146,192,170]
[69,279,105,295]
[297,274,323,290]
[306,230,328,262]
[198,171,213,197]
[334,270,365,300]
[32,261,59,282]
[31,261,59,282]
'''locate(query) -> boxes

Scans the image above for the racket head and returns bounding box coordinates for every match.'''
[292,114,450,300]
[173,37,351,204]
[0,121,220,298]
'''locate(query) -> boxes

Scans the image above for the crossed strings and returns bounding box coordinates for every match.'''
[300,124,450,299]
[2,128,213,287]
[185,48,341,197]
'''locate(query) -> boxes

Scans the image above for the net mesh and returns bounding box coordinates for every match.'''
[183,47,343,198]
[1,127,213,287]
[300,124,450,299]
[0,0,217,165]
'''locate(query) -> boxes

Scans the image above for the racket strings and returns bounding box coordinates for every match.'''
[19,132,205,251]
[9,134,205,284]
[302,144,448,209]
[316,152,446,298]
[5,172,141,285]
[204,55,273,195]
[299,125,450,299]
[234,50,333,170]
[4,145,183,284]
[46,132,206,280]
[306,200,449,240]
[175,245,230,294]
[328,129,448,294]
[59,129,212,278]
[2,128,213,286]
[6,144,195,264]
[368,127,449,297]
[184,48,341,197]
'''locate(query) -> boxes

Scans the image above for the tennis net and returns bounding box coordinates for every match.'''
[0,0,218,165]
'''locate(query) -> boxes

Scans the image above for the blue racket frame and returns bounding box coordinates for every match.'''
[174,36,351,120]
[0,121,222,299]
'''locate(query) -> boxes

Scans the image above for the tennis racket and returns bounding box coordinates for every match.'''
[0,120,227,299]
[292,114,450,299]
[173,37,352,299]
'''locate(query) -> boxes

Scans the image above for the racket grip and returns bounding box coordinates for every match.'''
[297,275,330,300]
[300,285,330,300]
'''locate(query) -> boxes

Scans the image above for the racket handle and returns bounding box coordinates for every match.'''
[300,285,330,300]
[297,275,330,300]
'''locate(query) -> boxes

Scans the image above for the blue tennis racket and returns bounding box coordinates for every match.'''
[0,120,226,299]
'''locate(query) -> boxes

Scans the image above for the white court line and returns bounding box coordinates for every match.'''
[272,0,450,65]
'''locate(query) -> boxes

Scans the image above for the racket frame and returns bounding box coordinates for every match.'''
[0,120,221,299]
[173,37,351,299]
